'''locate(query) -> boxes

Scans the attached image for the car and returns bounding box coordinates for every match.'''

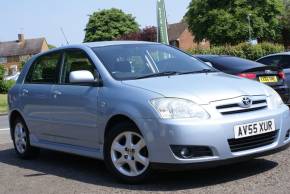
[194,55,290,104]
[4,72,20,81]
[8,42,290,183]
[257,52,290,89]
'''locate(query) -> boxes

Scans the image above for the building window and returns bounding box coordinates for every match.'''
[0,57,7,64]
[7,56,20,63]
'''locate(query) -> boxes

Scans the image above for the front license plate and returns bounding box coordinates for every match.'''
[259,76,278,83]
[234,119,276,139]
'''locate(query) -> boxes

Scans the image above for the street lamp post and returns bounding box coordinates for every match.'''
[247,14,252,42]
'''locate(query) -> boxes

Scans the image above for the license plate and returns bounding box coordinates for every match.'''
[259,76,278,83]
[234,119,276,139]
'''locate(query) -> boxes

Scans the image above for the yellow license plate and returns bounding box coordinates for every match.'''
[259,76,278,83]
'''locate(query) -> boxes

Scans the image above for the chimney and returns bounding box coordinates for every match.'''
[18,34,25,42]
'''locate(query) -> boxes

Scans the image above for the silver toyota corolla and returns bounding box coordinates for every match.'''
[8,41,290,183]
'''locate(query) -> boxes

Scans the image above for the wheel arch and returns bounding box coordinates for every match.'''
[104,114,141,141]
[9,110,25,140]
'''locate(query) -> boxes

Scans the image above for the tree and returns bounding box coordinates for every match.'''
[116,26,157,42]
[48,44,56,49]
[84,8,139,42]
[185,0,284,45]
[281,0,290,48]
[0,65,4,81]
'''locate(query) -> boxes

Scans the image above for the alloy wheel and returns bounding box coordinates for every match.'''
[110,131,149,177]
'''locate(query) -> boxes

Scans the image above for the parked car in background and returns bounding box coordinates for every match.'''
[195,55,290,104]
[4,72,20,81]
[257,52,290,88]
[8,42,290,183]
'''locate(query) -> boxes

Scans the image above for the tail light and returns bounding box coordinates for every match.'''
[237,73,257,79]
[278,71,286,79]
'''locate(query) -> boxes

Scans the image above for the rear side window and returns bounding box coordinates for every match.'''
[257,56,282,66]
[26,53,61,84]
[279,55,290,69]
[61,50,95,84]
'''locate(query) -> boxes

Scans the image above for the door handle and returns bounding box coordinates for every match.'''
[52,90,62,98]
[22,89,29,96]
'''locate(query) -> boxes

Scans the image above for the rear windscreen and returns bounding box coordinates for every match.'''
[209,57,264,72]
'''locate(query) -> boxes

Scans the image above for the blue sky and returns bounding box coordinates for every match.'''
[0,0,190,46]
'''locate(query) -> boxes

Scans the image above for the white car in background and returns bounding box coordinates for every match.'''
[4,72,20,81]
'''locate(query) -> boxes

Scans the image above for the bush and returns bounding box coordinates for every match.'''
[0,80,16,94]
[188,42,285,60]
[0,65,5,81]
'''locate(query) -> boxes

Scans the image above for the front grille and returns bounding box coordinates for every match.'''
[216,97,267,115]
[228,131,278,152]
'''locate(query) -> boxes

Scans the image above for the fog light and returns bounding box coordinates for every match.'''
[170,145,213,159]
[180,147,193,159]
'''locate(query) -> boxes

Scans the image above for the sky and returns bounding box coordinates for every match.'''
[0,0,191,46]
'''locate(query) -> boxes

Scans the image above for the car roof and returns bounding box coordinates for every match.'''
[84,41,159,48]
[33,41,161,58]
[260,51,290,58]
[193,55,231,59]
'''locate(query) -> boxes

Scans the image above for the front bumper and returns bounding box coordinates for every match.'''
[151,143,290,170]
[137,105,290,166]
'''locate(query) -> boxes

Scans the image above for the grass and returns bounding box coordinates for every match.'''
[0,94,8,114]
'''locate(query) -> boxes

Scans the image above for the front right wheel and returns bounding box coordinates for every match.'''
[104,122,151,183]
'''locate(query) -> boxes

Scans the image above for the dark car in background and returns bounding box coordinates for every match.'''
[194,55,290,103]
[257,52,290,89]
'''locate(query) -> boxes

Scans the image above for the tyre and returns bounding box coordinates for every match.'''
[104,121,151,183]
[11,117,39,159]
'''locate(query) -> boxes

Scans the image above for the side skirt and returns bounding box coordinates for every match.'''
[30,137,104,160]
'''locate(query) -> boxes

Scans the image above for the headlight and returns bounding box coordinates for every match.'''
[266,86,283,109]
[150,98,210,119]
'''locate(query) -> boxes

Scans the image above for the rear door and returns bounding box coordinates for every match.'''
[279,55,290,87]
[48,49,100,148]
[21,52,61,142]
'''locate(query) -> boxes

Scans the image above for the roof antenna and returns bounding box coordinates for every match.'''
[60,27,69,45]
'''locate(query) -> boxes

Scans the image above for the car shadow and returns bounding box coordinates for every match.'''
[0,145,279,191]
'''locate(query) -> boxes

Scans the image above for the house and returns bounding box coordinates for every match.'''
[0,34,49,76]
[168,22,210,50]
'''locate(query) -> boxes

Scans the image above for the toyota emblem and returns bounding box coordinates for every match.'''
[240,97,252,108]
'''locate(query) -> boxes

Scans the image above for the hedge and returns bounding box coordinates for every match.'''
[188,42,285,60]
[0,80,16,94]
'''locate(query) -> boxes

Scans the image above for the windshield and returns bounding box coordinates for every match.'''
[92,44,214,80]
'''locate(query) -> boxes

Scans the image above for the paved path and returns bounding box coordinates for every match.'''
[0,115,9,130]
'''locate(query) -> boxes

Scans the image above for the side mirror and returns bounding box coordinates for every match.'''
[205,62,213,67]
[69,70,96,84]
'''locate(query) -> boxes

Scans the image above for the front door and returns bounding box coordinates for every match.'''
[48,49,100,148]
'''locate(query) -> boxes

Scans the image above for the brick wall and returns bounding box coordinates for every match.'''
[178,29,210,51]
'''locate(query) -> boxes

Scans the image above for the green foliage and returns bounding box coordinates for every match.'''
[188,42,285,60]
[0,80,15,94]
[0,65,5,81]
[281,0,290,47]
[84,8,139,42]
[48,44,56,49]
[185,0,284,45]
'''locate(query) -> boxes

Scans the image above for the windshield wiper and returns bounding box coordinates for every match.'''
[136,71,180,79]
[179,69,217,75]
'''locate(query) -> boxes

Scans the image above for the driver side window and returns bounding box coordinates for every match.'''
[61,50,95,84]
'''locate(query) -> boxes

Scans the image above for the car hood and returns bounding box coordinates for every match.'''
[122,72,267,104]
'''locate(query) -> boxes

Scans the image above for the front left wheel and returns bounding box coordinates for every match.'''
[104,122,151,183]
